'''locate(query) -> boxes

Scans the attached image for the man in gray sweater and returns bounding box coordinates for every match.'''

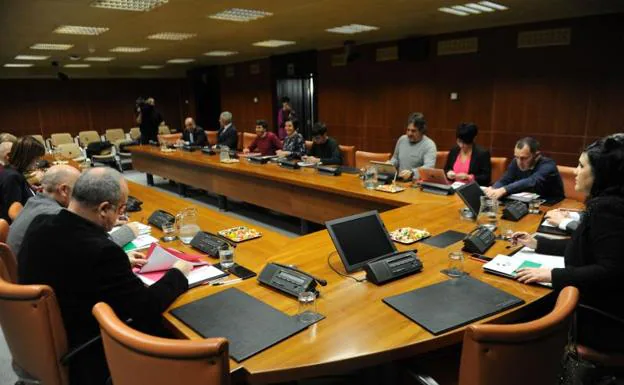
[8,165,138,256]
[390,112,437,180]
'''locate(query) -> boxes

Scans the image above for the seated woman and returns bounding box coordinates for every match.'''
[514,133,624,354]
[443,123,491,186]
[243,119,282,156]
[0,136,46,222]
[276,119,306,159]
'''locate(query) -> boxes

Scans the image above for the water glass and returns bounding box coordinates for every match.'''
[529,199,543,214]
[447,251,465,278]
[219,246,235,270]
[297,291,317,323]
[499,226,514,241]
[362,166,378,190]
[161,222,176,242]
[220,146,230,162]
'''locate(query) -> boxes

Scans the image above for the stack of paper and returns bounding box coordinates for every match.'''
[508,192,540,203]
[483,247,565,287]
[122,234,159,252]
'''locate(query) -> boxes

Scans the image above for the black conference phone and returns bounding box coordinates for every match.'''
[126,195,143,212]
[502,200,529,221]
[190,231,232,257]
[317,165,341,176]
[364,250,423,285]
[278,159,300,169]
[147,209,175,230]
[258,263,327,298]
[462,226,496,254]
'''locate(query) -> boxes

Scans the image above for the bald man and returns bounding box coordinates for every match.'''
[179,117,207,146]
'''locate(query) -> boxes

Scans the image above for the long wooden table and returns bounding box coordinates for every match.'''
[126,164,580,384]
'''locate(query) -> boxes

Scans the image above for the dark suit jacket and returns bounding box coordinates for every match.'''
[18,210,188,385]
[536,196,624,353]
[443,144,491,186]
[0,166,34,223]
[182,126,207,146]
[217,124,238,150]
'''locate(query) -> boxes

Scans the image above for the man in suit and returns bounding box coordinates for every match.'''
[18,167,192,385]
[136,97,163,144]
[178,117,207,146]
[214,111,238,150]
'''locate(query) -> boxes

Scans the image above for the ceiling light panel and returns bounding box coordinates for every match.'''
[326,24,379,34]
[253,40,295,48]
[4,63,34,68]
[147,32,197,41]
[439,1,508,16]
[109,46,149,53]
[209,8,273,22]
[438,7,469,16]
[84,57,115,62]
[90,0,168,12]
[54,25,109,35]
[140,65,164,69]
[15,55,49,60]
[166,58,195,64]
[30,43,74,50]
[479,1,508,10]
[452,5,482,14]
[64,64,91,68]
[204,51,238,57]
[464,3,495,12]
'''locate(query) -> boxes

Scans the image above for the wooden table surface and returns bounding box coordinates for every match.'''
[125,170,581,384]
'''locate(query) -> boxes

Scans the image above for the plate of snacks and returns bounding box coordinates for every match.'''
[389,227,431,244]
[375,184,405,193]
[218,226,262,242]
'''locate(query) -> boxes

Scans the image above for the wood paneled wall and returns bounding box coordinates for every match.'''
[0,78,190,138]
[316,14,624,167]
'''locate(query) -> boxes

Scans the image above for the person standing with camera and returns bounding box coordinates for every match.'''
[136,97,163,144]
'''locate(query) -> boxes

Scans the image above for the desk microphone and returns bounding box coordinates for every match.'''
[274,263,327,286]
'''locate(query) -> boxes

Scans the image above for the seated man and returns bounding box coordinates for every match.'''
[8,165,139,255]
[243,119,282,156]
[178,117,207,146]
[18,167,192,385]
[485,137,564,202]
[390,112,437,180]
[215,111,238,150]
[303,122,342,165]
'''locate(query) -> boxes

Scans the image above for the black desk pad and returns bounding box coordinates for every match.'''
[420,230,466,248]
[383,276,524,335]
[171,288,323,362]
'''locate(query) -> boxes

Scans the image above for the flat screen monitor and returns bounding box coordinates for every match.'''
[455,181,485,218]
[325,211,397,273]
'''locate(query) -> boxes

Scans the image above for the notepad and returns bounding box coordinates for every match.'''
[483,247,564,287]
[137,265,227,287]
[122,234,159,252]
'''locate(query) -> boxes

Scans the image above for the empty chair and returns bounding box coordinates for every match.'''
[105,128,125,145]
[78,131,119,170]
[355,151,391,169]
[92,302,230,385]
[129,127,141,141]
[242,132,256,150]
[339,145,356,167]
[490,157,508,185]
[435,151,449,170]
[158,125,171,135]
[206,131,218,147]
[50,133,74,148]
[158,133,181,145]
[558,165,585,201]
[0,242,17,282]
[77,131,101,148]
[57,143,86,163]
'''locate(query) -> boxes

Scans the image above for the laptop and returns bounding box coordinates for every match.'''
[455,181,485,219]
[419,167,454,194]
[370,161,398,184]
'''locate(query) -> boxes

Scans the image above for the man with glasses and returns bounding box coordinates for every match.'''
[390,112,437,180]
[302,122,342,165]
[485,137,564,202]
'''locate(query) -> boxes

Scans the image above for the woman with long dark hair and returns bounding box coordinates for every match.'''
[514,133,624,353]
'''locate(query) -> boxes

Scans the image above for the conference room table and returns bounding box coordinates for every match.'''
[126,166,580,385]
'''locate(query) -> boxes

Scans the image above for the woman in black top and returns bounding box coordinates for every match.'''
[514,133,624,353]
[0,136,45,222]
[444,123,491,186]
[276,118,306,159]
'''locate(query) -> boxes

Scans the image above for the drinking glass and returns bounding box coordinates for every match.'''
[529,199,544,214]
[447,251,465,278]
[297,291,317,323]
[161,222,176,242]
[218,246,235,270]
[220,146,230,162]
[362,165,378,190]
[477,196,499,231]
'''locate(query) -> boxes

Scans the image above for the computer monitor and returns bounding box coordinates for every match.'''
[455,181,485,218]
[325,211,397,273]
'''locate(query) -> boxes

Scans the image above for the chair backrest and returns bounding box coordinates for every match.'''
[0,243,17,282]
[50,133,73,148]
[206,131,218,146]
[339,145,356,167]
[31,135,46,149]
[129,127,141,141]
[92,302,230,385]
[0,220,8,244]
[78,131,100,147]
[458,286,579,385]
[158,125,171,135]
[242,132,256,149]
[435,151,449,169]
[158,133,181,145]
[355,151,391,169]
[305,140,313,152]
[105,128,125,143]
[57,143,83,160]
[0,277,69,385]
[8,202,22,221]
[558,166,585,202]
[490,157,508,184]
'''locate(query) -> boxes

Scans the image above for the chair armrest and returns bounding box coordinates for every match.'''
[61,317,132,366]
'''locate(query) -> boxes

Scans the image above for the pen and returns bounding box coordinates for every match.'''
[209,278,242,286]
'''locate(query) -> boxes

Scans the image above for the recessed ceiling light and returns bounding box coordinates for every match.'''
[30,43,74,50]
[90,0,168,12]
[147,32,197,41]
[4,63,34,68]
[204,51,238,57]
[208,8,272,22]
[464,3,495,12]
[15,55,50,60]
[166,58,195,64]
[253,40,295,48]
[140,65,164,69]
[64,64,91,68]
[54,25,109,35]
[438,7,470,16]
[478,1,508,10]
[326,24,379,34]
[452,5,482,14]
[109,46,149,53]
[84,56,116,62]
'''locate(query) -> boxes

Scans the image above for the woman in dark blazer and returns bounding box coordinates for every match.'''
[443,123,491,186]
[514,133,624,354]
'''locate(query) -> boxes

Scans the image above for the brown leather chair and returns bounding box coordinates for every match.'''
[339,145,356,167]
[355,151,392,169]
[435,151,449,169]
[206,130,218,147]
[8,201,23,221]
[0,277,70,385]
[0,220,8,244]
[158,133,182,145]
[242,132,256,150]
[576,305,624,374]
[237,132,243,151]
[92,302,230,385]
[558,165,585,202]
[490,157,508,184]
[0,243,17,283]
[305,140,313,153]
